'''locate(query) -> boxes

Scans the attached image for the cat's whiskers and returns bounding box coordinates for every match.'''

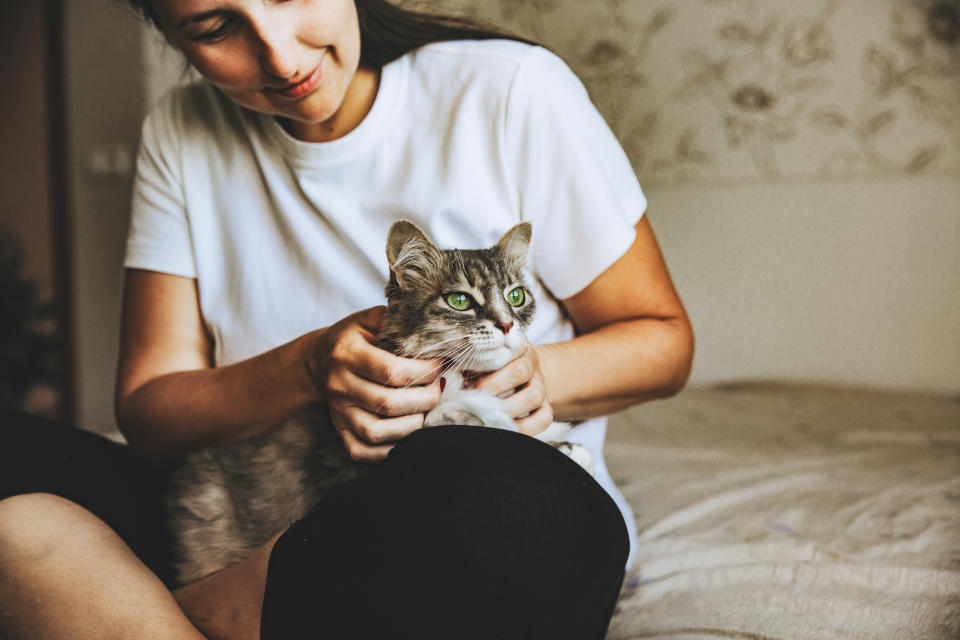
[381,332,484,391]
[376,343,474,413]
[377,349,474,415]
[457,343,486,375]
[438,344,477,376]
[377,338,466,394]
[382,357,452,399]
[377,366,440,402]
[437,342,477,375]
[409,334,470,360]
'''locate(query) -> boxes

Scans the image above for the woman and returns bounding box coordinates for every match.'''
[0,0,693,637]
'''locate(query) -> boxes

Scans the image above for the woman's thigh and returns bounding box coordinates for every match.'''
[0,409,176,586]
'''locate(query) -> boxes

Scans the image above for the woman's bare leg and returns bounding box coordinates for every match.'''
[0,493,205,640]
[173,533,281,640]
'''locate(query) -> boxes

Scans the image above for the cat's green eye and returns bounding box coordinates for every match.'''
[506,287,525,307]
[446,292,473,311]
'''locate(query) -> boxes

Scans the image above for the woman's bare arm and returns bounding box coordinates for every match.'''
[115,270,440,463]
[115,269,318,461]
[539,214,694,420]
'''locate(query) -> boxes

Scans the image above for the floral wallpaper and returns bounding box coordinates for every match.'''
[402,0,960,186]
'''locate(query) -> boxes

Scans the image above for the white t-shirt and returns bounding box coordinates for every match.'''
[126,39,646,567]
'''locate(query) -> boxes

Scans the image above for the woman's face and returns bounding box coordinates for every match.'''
[152,0,376,141]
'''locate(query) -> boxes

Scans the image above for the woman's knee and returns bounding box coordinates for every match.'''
[0,492,72,541]
[0,494,75,600]
[0,493,206,640]
[386,426,629,570]
[0,493,139,598]
[0,493,106,566]
[266,427,628,638]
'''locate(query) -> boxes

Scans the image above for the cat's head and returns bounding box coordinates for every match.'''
[379,220,536,373]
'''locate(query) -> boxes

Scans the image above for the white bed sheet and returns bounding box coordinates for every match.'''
[604,383,960,640]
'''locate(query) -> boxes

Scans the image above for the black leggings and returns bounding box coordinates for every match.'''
[1,409,628,639]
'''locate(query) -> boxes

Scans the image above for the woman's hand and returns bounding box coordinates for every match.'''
[463,343,554,436]
[307,306,443,462]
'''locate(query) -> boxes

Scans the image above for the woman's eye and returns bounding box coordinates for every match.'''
[506,287,525,307]
[446,293,473,311]
[192,18,235,42]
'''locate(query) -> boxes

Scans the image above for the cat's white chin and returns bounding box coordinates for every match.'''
[469,346,519,372]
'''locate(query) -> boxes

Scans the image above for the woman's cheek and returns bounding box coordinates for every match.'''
[202,57,257,91]
[178,43,255,91]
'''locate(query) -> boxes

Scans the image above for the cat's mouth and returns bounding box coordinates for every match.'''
[460,345,520,374]
[423,330,526,375]
[457,327,527,373]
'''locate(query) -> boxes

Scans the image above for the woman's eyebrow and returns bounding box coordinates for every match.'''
[177,10,223,29]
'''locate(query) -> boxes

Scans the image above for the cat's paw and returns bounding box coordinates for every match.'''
[426,392,518,431]
[474,410,518,431]
[424,406,484,427]
[535,421,571,442]
[554,442,594,476]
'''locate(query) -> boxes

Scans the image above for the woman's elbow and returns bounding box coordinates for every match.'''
[113,386,170,463]
[660,316,695,399]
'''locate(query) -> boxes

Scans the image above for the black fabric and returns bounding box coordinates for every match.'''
[0,408,178,587]
[261,425,629,640]
[1,411,628,637]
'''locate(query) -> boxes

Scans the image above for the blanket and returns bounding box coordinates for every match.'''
[605,383,960,640]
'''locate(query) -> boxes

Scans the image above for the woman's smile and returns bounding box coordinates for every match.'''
[152,0,376,142]
[265,55,325,100]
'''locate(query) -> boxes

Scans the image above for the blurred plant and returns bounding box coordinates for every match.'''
[0,231,61,410]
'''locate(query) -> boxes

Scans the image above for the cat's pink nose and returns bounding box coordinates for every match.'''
[495,320,514,334]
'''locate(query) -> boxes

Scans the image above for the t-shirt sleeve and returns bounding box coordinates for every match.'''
[124,92,198,278]
[503,47,647,300]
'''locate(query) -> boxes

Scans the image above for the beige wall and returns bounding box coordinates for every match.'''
[650,175,960,391]
[64,0,144,432]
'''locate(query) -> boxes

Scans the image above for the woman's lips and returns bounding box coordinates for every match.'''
[270,61,323,100]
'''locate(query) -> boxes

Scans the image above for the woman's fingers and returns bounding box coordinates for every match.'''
[333,421,394,462]
[354,305,386,335]
[328,369,441,417]
[355,347,445,390]
[496,379,555,436]
[318,306,446,459]
[315,306,441,390]
[327,364,440,458]
[331,409,425,462]
[462,345,556,436]
[323,320,443,391]
[497,379,547,420]
[466,347,533,396]
[514,404,554,437]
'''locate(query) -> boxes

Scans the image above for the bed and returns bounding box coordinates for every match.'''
[604,382,960,640]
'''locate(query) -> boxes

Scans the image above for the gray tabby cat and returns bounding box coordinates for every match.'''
[165,220,591,585]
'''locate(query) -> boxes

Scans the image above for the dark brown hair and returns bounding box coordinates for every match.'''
[125,0,534,67]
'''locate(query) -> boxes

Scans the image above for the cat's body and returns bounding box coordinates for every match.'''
[165,221,590,585]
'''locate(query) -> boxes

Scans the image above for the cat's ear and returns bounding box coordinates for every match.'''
[386,220,441,290]
[495,222,532,266]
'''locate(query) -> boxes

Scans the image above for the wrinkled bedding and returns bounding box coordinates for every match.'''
[604,383,960,640]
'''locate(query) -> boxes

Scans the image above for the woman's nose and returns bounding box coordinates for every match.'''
[254,15,298,79]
